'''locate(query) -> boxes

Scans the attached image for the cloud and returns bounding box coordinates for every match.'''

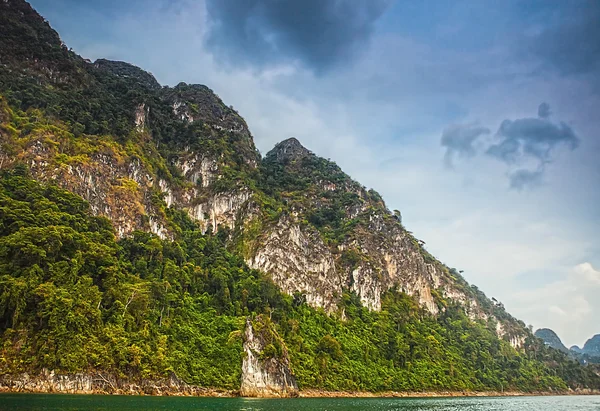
[204,0,391,72]
[441,104,580,190]
[510,262,600,347]
[538,102,551,119]
[527,1,600,79]
[487,115,579,164]
[509,168,544,191]
[440,123,490,168]
[486,105,579,174]
[577,262,600,286]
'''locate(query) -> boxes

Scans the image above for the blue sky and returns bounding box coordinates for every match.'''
[29,0,600,347]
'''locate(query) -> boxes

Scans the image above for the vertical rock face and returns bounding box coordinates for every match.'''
[240,318,297,397]
[344,216,441,313]
[249,217,343,312]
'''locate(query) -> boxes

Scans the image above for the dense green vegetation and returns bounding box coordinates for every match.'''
[0,0,599,394]
[0,170,597,391]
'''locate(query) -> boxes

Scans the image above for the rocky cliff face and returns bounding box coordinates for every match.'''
[240,317,298,397]
[0,370,232,396]
[248,138,528,348]
[249,217,343,312]
[0,2,534,394]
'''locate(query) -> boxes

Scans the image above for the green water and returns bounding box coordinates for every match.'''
[0,394,599,411]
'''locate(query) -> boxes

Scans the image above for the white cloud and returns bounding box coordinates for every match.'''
[510,263,600,347]
[576,262,600,286]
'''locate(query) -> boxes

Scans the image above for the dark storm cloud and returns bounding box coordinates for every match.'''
[204,0,391,71]
[485,104,580,190]
[440,124,490,168]
[442,104,581,190]
[528,1,600,84]
[538,102,551,119]
[486,112,579,165]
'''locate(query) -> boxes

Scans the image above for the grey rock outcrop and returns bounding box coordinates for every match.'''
[240,318,297,397]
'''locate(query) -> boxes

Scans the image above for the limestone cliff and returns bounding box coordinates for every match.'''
[240,317,297,397]
[250,138,528,347]
[0,370,232,396]
[0,0,532,381]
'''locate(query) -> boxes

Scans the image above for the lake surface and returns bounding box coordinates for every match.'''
[0,394,599,411]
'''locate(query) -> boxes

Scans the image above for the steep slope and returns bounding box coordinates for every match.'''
[582,335,600,357]
[248,138,528,347]
[0,0,538,349]
[536,329,600,366]
[0,0,259,240]
[0,0,545,347]
[2,171,599,395]
[0,0,599,395]
[0,0,525,332]
[535,328,570,353]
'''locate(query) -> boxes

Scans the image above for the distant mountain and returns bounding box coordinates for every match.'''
[571,345,584,354]
[582,335,600,358]
[535,329,569,353]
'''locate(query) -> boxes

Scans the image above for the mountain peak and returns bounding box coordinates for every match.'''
[266,137,312,163]
[534,328,569,353]
[583,334,600,355]
[94,59,161,90]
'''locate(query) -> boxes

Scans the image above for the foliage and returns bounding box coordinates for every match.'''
[0,172,597,391]
[0,0,598,394]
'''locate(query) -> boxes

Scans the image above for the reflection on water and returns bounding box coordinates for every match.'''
[0,394,599,411]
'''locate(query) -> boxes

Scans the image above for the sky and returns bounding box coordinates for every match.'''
[29,0,600,348]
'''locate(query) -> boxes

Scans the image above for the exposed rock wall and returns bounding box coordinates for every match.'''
[0,131,252,239]
[240,318,297,397]
[345,214,441,313]
[0,370,233,396]
[249,217,344,313]
[0,137,169,239]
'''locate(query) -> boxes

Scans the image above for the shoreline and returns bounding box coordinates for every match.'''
[1,371,598,398]
[1,386,599,399]
[298,389,600,398]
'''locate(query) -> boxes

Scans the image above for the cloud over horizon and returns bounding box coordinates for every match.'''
[513,262,600,347]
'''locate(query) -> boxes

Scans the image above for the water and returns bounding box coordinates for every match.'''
[0,394,599,411]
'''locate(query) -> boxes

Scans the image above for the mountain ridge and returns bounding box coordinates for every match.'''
[535,329,600,365]
[0,0,599,396]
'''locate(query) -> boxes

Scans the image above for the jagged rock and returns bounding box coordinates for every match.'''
[240,317,297,397]
[266,137,312,163]
[0,369,233,396]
